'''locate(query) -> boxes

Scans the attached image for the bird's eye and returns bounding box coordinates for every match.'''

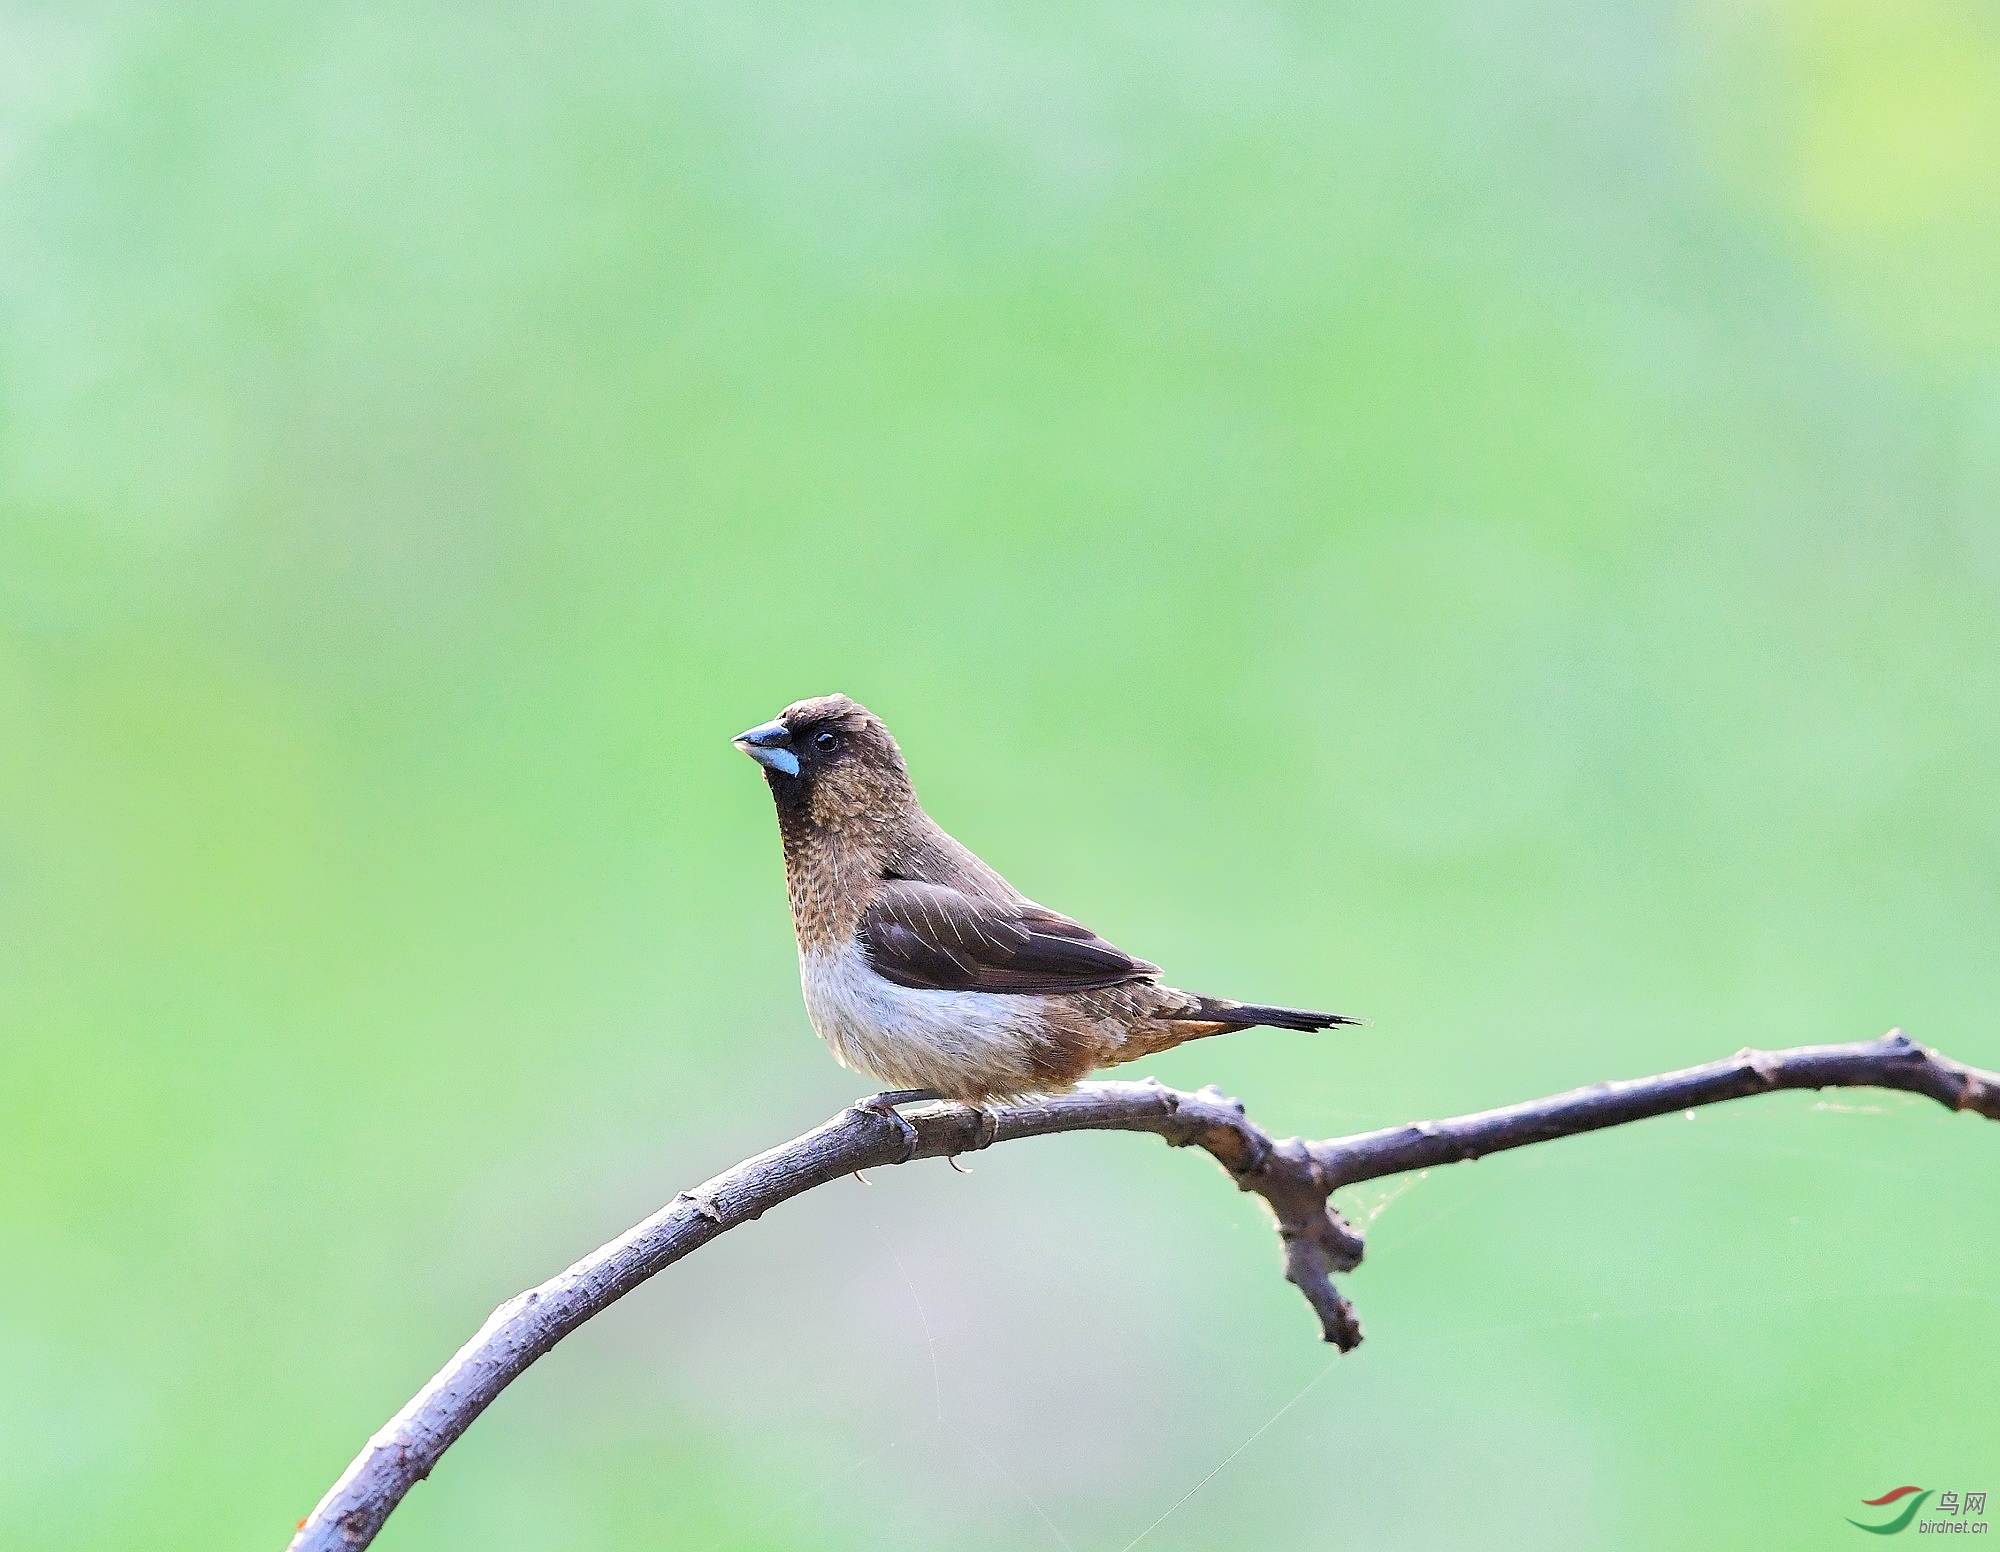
[813,731,838,754]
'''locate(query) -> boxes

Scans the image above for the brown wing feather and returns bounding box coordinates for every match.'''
[860,880,1159,994]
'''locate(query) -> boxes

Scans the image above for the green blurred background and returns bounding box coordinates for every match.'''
[4,2,1997,1548]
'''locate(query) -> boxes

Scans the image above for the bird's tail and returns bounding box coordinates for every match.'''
[1192,997,1363,1033]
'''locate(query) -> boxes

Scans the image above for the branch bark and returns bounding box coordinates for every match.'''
[289,1030,1998,1552]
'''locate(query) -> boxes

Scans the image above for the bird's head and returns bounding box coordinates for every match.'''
[734,693,912,827]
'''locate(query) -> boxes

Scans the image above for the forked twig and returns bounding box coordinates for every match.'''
[290,1030,1997,1551]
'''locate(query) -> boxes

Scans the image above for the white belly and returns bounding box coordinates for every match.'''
[800,941,1045,1097]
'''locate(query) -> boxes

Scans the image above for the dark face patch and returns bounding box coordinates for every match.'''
[781,710,857,788]
[758,694,911,828]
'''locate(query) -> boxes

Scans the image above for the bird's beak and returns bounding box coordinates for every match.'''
[733,720,799,776]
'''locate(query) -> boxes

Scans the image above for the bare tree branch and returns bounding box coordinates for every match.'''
[289,1030,1997,1551]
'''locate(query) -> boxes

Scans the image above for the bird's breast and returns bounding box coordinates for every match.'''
[798,940,1051,1098]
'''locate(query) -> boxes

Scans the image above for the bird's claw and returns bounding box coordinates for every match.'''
[852,1089,935,1163]
[858,1088,944,1108]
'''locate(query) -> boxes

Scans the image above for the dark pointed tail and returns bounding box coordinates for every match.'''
[1194,998,1364,1032]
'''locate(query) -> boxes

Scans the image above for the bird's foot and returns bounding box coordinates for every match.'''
[850,1089,939,1163]
[858,1088,945,1109]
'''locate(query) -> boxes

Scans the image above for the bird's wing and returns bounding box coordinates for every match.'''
[859,880,1160,994]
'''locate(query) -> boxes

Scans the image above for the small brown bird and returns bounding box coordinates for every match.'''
[735,694,1358,1105]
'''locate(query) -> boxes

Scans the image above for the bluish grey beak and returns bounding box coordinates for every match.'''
[733,720,799,776]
